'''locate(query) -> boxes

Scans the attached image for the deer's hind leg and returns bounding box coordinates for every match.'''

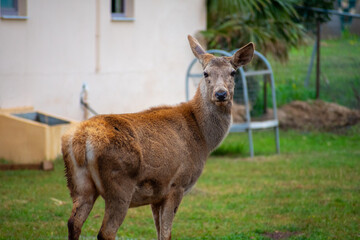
[96,175,135,240]
[64,154,99,240]
[68,181,98,240]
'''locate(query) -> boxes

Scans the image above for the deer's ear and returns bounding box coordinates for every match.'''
[188,35,206,59]
[188,35,214,66]
[231,42,255,68]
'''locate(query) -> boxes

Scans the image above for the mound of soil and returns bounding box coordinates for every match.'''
[232,100,360,131]
[231,103,247,123]
[277,100,360,130]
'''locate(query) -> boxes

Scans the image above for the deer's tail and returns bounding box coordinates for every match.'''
[61,125,89,196]
[61,124,105,197]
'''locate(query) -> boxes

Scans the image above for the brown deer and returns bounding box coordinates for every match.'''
[61,35,254,240]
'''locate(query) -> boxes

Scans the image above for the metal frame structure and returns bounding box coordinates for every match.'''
[185,49,280,157]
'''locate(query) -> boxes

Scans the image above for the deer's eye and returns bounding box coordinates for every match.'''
[203,72,209,78]
[231,70,236,77]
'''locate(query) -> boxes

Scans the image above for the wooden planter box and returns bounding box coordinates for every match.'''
[0,109,76,164]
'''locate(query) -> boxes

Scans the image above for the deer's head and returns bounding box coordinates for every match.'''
[188,35,254,108]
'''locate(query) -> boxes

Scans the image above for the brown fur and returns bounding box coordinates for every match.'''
[62,35,254,240]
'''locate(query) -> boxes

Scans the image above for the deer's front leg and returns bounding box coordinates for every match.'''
[158,189,184,240]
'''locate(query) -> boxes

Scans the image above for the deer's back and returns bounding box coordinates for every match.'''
[62,103,207,206]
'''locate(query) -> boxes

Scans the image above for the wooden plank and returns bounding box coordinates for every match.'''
[0,161,54,171]
[0,106,34,114]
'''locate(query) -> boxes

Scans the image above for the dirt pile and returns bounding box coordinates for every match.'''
[232,100,360,130]
[231,103,247,123]
[267,100,360,130]
[277,100,360,130]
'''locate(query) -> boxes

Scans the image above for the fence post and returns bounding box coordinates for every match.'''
[315,19,321,99]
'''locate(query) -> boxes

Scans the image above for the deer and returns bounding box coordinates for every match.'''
[61,35,254,240]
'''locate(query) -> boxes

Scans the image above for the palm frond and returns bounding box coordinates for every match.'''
[203,0,306,61]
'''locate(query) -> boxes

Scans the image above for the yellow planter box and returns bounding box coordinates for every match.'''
[0,109,76,164]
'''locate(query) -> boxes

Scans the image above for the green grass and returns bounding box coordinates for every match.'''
[1,126,359,239]
[250,35,360,116]
[0,158,10,164]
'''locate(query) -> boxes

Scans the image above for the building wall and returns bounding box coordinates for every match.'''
[0,0,206,120]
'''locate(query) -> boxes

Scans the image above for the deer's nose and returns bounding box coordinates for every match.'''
[215,91,228,101]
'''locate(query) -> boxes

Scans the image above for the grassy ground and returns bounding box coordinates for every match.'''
[1,125,359,240]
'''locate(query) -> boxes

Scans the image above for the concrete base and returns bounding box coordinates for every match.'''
[0,107,76,164]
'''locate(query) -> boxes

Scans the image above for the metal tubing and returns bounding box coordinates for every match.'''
[295,6,360,18]
[263,75,268,114]
[275,126,280,154]
[185,58,198,101]
[270,66,280,154]
[240,67,254,157]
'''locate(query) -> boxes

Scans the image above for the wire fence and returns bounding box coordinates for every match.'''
[300,5,360,110]
[252,7,360,114]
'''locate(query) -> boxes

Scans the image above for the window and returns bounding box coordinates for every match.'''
[1,0,17,15]
[111,0,134,21]
[0,0,27,19]
[112,0,125,17]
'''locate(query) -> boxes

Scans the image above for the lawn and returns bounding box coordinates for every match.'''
[1,125,359,240]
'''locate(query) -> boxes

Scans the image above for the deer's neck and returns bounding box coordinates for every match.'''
[190,83,232,153]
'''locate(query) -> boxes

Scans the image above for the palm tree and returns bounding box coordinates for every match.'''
[202,0,306,61]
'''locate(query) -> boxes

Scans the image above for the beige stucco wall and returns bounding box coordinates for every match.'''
[0,0,206,120]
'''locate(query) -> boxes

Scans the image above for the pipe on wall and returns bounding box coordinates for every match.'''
[95,0,101,73]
